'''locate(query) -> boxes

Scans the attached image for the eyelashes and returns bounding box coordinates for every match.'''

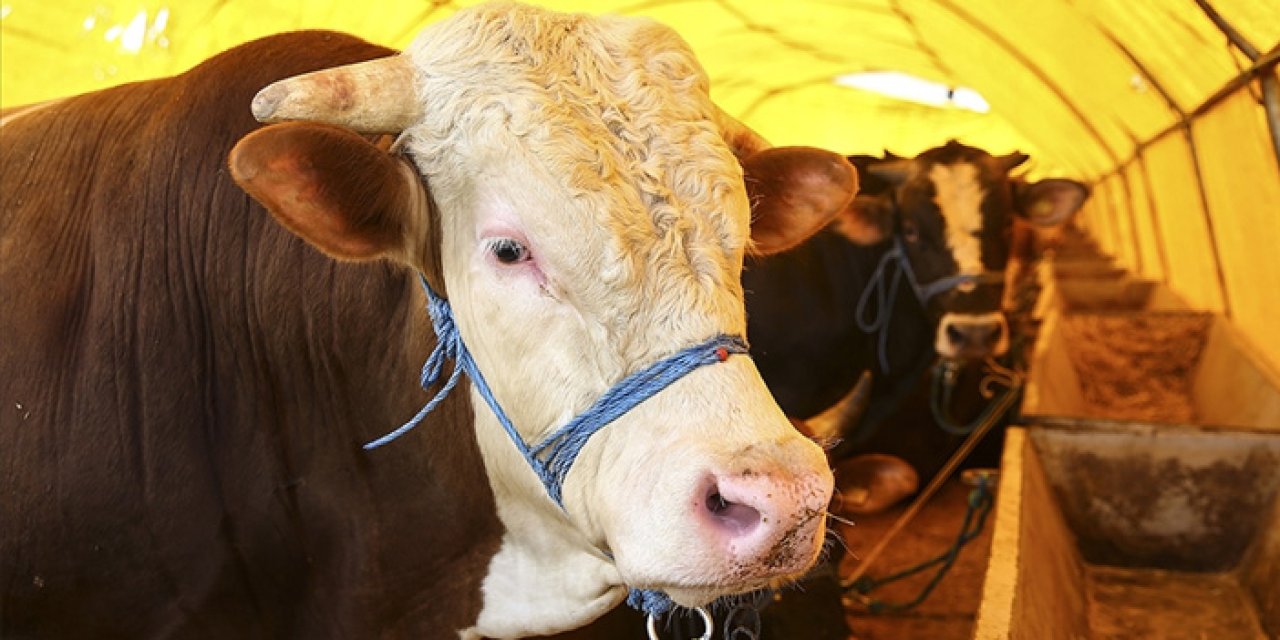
[487,237,531,265]
[481,233,547,291]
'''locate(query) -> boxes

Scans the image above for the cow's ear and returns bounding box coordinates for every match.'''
[831,195,895,245]
[745,147,859,256]
[229,122,433,265]
[1015,178,1089,227]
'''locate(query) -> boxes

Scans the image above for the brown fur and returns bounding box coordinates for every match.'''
[0,32,501,638]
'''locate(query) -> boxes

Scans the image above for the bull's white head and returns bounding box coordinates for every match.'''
[229,3,853,637]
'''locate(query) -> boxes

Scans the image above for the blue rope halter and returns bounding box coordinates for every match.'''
[365,275,749,617]
[855,235,1003,373]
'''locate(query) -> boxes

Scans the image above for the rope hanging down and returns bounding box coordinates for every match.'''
[930,357,1023,435]
[366,275,750,619]
[841,360,1021,611]
[844,472,995,613]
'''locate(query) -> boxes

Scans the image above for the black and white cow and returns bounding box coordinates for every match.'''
[744,140,1088,456]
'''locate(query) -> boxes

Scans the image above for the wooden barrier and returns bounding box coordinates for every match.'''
[974,427,1280,639]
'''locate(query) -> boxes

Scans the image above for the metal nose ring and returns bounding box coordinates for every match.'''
[646,607,714,640]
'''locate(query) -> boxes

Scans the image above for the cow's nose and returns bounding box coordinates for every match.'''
[946,321,1002,349]
[704,487,762,537]
[938,313,1008,359]
[693,469,826,570]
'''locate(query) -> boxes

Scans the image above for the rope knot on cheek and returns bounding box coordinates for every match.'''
[367,274,750,495]
[366,275,749,502]
[364,275,751,619]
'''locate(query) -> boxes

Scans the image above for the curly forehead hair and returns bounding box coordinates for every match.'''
[403,3,752,351]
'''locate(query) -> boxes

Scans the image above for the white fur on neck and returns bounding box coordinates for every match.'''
[460,387,628,639]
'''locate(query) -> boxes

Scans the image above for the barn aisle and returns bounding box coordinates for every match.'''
[838,478,996,640]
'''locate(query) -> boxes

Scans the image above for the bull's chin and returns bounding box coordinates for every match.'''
[645,561,817,610]
[625,521,830,609]
[938,346,1007,363]
[661,580,773,610]
[936,338,1010,363]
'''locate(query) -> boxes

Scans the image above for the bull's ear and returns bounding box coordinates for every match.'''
[745,147,859,256]
[229,122,432,265]
[1015,178,1090,227]
[831,195,895,245]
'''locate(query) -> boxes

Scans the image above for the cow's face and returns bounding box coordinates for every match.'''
[230,4,852,634]
[861,141,1087,361]
[893,142,1023,360]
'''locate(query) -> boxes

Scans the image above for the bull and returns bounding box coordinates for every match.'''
[743,142,1087,501]
[0,4,858,638]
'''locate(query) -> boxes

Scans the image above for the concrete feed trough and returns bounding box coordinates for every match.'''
[974,427,1280,639]
[1049,256,1128,280]
[1048,278,1186,313]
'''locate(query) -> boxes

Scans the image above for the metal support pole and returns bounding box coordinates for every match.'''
[1193,0,1260,58]
[1194,0,1280,170]
[1261,72,1280,170]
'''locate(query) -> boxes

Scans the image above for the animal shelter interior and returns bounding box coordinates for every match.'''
[2,1,1278,639]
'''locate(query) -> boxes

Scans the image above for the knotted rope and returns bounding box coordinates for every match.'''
[366,275,750,618]
[929,356,1023,435]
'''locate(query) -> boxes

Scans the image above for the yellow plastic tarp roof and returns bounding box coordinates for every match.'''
[3,1,1280,372]
[3,1,1275,175]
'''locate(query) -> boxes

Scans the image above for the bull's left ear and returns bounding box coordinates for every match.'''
[745,147,859,255]
[229,122,435,266]
[1015,178,1090,227]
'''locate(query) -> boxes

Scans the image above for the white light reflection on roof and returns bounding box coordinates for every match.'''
[836,71,990,114]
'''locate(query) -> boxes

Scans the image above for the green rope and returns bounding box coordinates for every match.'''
[845,475,995,614]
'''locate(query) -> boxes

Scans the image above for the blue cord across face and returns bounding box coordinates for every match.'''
[364,274,749,617]
[856,235,1003,373]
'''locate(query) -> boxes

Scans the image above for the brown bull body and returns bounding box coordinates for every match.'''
[0,32,502,638]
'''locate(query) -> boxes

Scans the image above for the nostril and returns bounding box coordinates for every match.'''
[705,490,761,536]
[946,324,965,346]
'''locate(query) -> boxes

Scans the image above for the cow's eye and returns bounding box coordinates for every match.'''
[488,238,530,264]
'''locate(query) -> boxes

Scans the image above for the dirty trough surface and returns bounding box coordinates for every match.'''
[1085,565,1268,639]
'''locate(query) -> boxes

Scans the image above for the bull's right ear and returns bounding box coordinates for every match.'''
[229,122,434,267]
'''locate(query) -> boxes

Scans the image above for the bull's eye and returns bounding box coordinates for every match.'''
[488,238,530,264]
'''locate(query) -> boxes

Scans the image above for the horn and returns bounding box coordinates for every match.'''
[866,158,913,185]
[251,55,422,134]
[712,104,772,160]
[995,151,1030,174]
